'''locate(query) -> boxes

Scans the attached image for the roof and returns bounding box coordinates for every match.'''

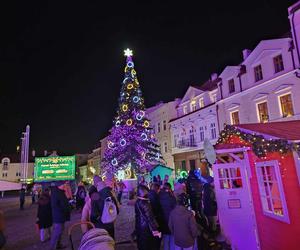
[192,77,220,92]
[236,120,300,141]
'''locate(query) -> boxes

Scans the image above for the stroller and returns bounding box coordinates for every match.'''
[68,221,115,250]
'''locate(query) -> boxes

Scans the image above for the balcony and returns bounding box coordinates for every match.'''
[176,139,198,148]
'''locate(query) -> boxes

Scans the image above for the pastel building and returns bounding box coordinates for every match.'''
[146,99,181,169]
[169,77,221,175]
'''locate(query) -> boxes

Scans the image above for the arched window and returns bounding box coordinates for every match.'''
[2,158,10,171]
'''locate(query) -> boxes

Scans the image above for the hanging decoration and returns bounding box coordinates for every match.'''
[120,138,126,147]
[126,119,133,126]
[122,104,128,112]
[141,133,147,141]
[143,120,150,128]
[217,125,300,157]
[111,158,118,166]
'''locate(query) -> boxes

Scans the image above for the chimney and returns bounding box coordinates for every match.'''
[242,49,252,60]
[32,150,36,157]
[210,73,218,81]
[44,150,47,156]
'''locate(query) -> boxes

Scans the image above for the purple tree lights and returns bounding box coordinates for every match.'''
[102,49,162,175]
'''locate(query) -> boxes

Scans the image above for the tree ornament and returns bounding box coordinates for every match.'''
[141,133,147,141]
[126,119,133,126]
[115,120,121,127]
[127,61,134,68]
[111,158,118,166]
[107,141,114,149]
[120,138,126,146]
[122,104,128,112]
[127,84,134,90]
[143,120,150,128]
[133,96,140,103]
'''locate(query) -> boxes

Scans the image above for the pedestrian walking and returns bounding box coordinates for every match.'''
[50,181,71,250]
[20,187,26,210]
[139,176,148,187]
[75,182,86,211]
[117,179,126,204]
[37,188,52,243]
[159,182,176,250]
[203,176,218,235]
[186,169,203,217]
[90,180,119,239]
[169,193,198,250]
[80,185,97,234]
[135,184,161,250]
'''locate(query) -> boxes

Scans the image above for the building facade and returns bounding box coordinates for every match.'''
[146,99,181,169]
[0,155,34,183]
[170,78,220,176]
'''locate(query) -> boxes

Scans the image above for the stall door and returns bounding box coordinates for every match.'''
[213,163,260,250]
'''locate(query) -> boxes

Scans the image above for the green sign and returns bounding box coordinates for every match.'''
[34,156,75,182]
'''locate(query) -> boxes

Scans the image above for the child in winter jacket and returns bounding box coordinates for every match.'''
[169,193,198,250]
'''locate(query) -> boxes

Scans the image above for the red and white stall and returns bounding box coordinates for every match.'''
[213,121,300,250]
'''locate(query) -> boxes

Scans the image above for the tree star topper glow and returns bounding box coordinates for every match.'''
[124,48,133,57]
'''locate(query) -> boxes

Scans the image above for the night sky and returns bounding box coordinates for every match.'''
[0,1,295,155]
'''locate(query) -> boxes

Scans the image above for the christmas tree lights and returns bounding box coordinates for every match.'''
[102,49,162,175]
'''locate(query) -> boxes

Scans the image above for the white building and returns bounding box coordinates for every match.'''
[169,77,220,175]
[146,99,181,169]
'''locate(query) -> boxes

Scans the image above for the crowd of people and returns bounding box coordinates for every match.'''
[4,168,217,250]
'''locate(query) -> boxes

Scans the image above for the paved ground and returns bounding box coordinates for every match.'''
[0,196,137,250]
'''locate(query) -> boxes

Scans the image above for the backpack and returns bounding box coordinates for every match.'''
[101,197,117,224]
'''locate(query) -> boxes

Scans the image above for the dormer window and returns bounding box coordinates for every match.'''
[254,65,263,82]
[190,100,196,112]
[273,55,284,73]
[199,98,204,108]
[2,158,9,171]
[228,79,235,94]
[211,94,217,103]
[183,106,188,114]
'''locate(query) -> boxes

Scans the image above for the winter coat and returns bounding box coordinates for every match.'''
[169,205,198,248]
[186,173,203,200]
[51,187,71,224]
[81,196,92,233]
[37,193,53,229]
[135,197,159,250]
[158,189,176,234]
[20,189,25,201]
[90,187,119,233]
[203,183,217,216]
[148,190,162,227]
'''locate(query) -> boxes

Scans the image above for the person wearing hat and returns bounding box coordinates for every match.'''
[50,181,71,250]
[202,176,217,235]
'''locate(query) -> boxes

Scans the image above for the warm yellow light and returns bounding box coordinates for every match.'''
[126,119,133,126]
[124,48,133,57]
[122,104,128,112]
[127,84,134,90]
[143,120,150,128]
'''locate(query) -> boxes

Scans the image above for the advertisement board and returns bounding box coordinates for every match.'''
[34,156,75,182]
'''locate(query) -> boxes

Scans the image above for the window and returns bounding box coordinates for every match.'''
[3,160,9,171]
[254,65,263,82]
[183,106,188,114]
[157,123,161,133]
[228,79,235,94]
[211,94,217,103]
[189,159,196,170]
[164,142,168,153]
[218,167,243,189]
[257,102,269,123]
[273,55,284,73]
[255,160,290,223]
[279,94,294,117]
[181,160,186,171]
[210,123,217,139]
[189,129,195,146]
[199,127,205,142]
[199,98,204,108]
[231,111,240,125]
[190,101,196,112]
[174,134,179,147]
[163,120,167,131]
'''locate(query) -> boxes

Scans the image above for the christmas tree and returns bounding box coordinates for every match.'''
[102,49,162,176]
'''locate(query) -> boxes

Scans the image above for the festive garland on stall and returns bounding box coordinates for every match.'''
[217,125,300,157]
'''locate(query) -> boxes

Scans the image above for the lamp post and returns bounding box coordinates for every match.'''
[20,125,30,184]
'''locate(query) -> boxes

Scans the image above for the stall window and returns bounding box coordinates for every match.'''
[218,167,243,189]
[255,160,290,223]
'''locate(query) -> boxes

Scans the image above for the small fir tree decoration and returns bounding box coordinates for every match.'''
[102,49,162,176]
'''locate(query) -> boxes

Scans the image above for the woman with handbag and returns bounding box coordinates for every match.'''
[135,184,161,250]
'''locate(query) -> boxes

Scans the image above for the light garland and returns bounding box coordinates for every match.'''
[143,120,150,128]
[127,84,134,90]
[111,158,118,166]
[122,104,128,112]
[120,138,126,146]
[126,119,133,126]
[141,133,147,141]
[133,96,140,103]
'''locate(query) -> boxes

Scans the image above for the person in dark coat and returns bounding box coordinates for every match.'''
[135,184,161,250]
[20,187,26,210]
[169,193,198,250]
[186,169,203,217]
[50,181,71,250]
[37,188,52,242]
[148,182,162,249]
[90,181,119,239]
[203,176,217,234]
[159,182,176,250]
[75,182,86,211]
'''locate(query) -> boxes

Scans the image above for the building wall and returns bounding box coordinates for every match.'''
[146,99,180,168]
[0,157,34,183]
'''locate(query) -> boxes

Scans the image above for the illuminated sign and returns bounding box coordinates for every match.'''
[34,156,75,182]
